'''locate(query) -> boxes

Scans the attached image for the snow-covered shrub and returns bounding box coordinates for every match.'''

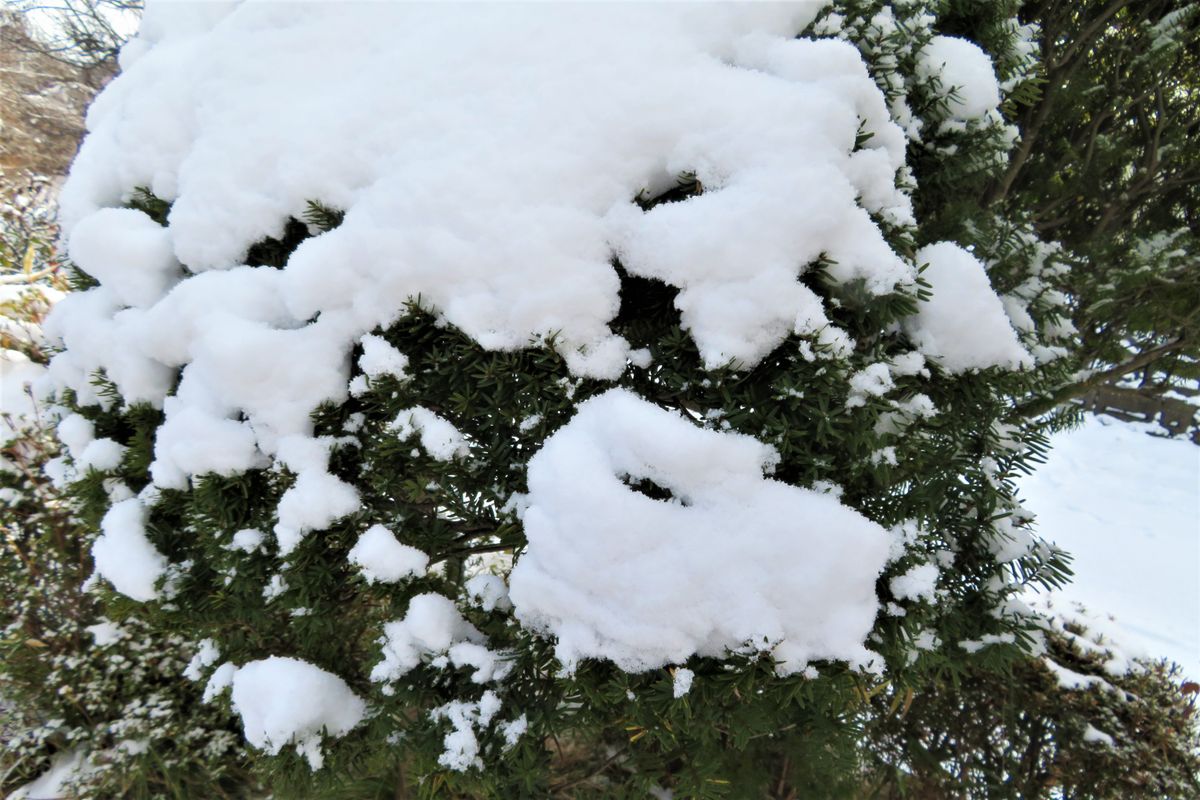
[0,182,257,799]
[28,2,1122,795]
[863,602,1200,799]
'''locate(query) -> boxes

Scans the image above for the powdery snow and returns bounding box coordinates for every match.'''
[91,498,168,601]
[371,593,506,687]
[45,2,928,529]
[1020,416,1200,679]
[347,524,428,584]
[904,242,1033,373]
[917,35,1002,122]
[229,656,366,770]
[889,563,939,602]
[672,667,695,698]
[357,334,409,380]
[509,389,891,675]
[390,407,470,462]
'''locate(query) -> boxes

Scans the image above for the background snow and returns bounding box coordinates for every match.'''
[1021,416,1200,679]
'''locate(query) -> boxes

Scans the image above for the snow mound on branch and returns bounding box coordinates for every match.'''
[904,242,1032,373]
[509,389,891,674]
[92,498,168,601]
[371,593,507,686]
[47,3,917,503]
[917,35,1001,121]
[229,656,365,770]
[348,524,428,584]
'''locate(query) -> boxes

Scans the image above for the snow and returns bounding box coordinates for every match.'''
[357,334,409,380]
[203,661,237,702]
[91,497,168,601]
[1082,724,1115,747]
[85,619,124,647]
[904,242,1033,373]
[76,438,126,472]
[498,714,527,750]
[845,362,894,409]
[55,413,94,458]
[272,435,360,555]
[1020,415,1200,679]
[465,574,511,613]
[68,207,182,308]
[347,524,428,584]
[672,667,695,698]
[7,749,89,800]
[183,638,220,681]
[509,389,891,675]
[45,2,927,534]
[390,407,469,462]
[0,349,46,426]
[229,656,366,770]
[430,691,502,772]
[917,35,1002,122]
[889,563,939,602]
[371,593,505,687]
[228,527,265,553]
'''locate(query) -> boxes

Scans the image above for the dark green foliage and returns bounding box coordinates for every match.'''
[985,1,1200,405]
[864,618,1200,799]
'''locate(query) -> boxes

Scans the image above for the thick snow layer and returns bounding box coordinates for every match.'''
[68,208,182,308]
[348,524,428,584]
[92,498,168,601]
[1020,416,1200,679]
[917,36,1001,121]
[509,389,891,674]
[230,656,366,770]
[47,3,920,517]
[904,242,1032,373]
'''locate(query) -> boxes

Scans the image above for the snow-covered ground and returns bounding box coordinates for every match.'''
[1020,414,1200,680]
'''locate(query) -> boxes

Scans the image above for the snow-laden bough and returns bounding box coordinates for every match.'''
[509,389,892,674]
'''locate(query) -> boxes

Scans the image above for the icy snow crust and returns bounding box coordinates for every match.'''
[49,2,916,496]
[509,390,892,674]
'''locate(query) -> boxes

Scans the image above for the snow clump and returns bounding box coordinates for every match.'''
[372,593,508,688]
[904,242,1033,373]
[917,35,1002,121]
[229,656,366,770]
[509,389,892,675]
[92,498,168,601]
[347,524,429,584]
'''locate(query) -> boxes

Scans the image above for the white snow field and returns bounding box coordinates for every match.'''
[1020,415,1200,680]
